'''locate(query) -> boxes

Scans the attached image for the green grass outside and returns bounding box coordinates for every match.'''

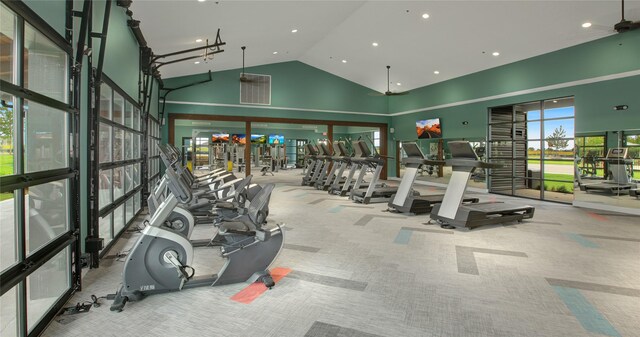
[1,153,15,201]
[0,153,13,176]
[542,173,574,193]
[528,160,573,165]
[581,168,640,179]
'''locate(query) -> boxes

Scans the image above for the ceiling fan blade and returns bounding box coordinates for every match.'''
[386,91,410,96]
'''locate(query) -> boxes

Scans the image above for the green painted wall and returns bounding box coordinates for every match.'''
[389,30,640,114]
[386,31,640,177]
[92,1,140,99]
[162,61,392,144]
[22,0,66,36]
[164,61,387,114]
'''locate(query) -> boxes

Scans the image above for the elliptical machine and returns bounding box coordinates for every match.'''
[110,159,284,311]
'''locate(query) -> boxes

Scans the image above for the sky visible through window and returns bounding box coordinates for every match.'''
[527,107,575,150]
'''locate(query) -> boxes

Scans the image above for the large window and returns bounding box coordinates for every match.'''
[575,135,606,177]
[97,79,143,251]
[0,3,78,336]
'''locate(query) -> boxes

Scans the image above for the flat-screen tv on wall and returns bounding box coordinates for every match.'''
[416,118,442,139]
[268,134,284,144]
[250,134,266,144]
[211,133,229,143]
[231,134,246,144]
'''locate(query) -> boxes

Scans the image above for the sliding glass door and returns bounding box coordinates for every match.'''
[488,97,575,203]
[0,3,79,336]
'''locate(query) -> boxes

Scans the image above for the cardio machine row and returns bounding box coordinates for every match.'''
[301,139,398,204]
[301,140,535,230]
[109,143,284,311]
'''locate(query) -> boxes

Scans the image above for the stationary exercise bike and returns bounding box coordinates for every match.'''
[110,163,284,311]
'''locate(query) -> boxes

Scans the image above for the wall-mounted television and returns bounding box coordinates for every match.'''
[211,133,229,143]
[231,134,246,144]
[268,134,284,144]
[416,118,442,139]
[250,134,266,144]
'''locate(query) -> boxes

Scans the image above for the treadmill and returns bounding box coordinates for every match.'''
[301,144,320,186]
[350,140,396,204]
[579,148,637,194]
[331,140,368,196]
[319,141,349,191]
[430,141,535,230]
[388,142,479,215]
[311,142,334,188]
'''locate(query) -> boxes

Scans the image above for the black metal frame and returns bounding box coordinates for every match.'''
[158,70,213,122]
[85,0,112,269]
[0,1,80,336]
[95,73,145,258]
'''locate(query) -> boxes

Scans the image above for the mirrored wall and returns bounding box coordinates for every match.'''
[574,129,639,210]
[397,138,487,190]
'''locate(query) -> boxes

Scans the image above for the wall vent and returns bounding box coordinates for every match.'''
[240,73,271,105]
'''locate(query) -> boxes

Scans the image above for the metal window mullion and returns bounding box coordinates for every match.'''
[98,117,143,135]
[539,100,545,200]
[13,13,28,336]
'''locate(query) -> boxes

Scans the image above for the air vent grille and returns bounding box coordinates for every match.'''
[240,73,271,105]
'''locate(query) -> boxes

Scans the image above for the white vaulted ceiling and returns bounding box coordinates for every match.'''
[130,0,640,92]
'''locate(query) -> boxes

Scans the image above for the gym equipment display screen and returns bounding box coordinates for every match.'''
[268,134,284,144]
[211,133,229,143]
[251,134,266,144]
[416,118,442,139]
[231,134,247,144]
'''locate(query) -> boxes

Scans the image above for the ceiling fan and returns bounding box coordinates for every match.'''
[239,46,267,83]
[613,0,640,33]
[589,0,640,33]
[369,65,410,96]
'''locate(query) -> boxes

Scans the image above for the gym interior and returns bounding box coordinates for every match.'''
[1,1,639,336]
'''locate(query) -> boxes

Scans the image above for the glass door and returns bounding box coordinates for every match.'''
[1,3,79,336]
[488,97,575,203]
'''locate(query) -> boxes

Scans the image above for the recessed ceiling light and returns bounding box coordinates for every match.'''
[291,29,298,33]
[434,70,440,74]
[372,42,379,47]
[582,22,592,28]
[273,51,278,55]
[397,82,402,86]
[492,51,500,56]
[197,0,206,2]
[342,60,347,63]
[194,61,200,64]
[195,39,202,43]
[553,100,558,103]
[422,13,430,19]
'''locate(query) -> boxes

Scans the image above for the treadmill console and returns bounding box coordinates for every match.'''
[606,148,628,159]
[358,141,373,157]
[352,141,364,158]
[448,141,479,160]
[402,142,424,158]
[306,144,319,156]
[336,142,348,156]
[319,143,332,156]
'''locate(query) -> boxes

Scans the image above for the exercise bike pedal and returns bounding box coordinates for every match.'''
[259,275,275,289]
